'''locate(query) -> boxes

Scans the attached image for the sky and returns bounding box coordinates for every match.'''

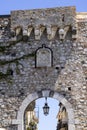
[0,0,87,15]
[36,98,59,130]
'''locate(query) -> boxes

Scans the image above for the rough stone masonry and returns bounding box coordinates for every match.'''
[0,6,87,130]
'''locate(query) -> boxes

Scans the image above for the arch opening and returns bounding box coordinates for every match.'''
[12,90,75,130]
[24,97,69,130]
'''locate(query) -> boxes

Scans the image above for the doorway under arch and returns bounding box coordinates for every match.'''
[12,90,75,130]
[24,97,59,130]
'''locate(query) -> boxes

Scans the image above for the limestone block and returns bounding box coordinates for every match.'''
[64,26,70,39]
[51,26,58,39]
[40,26,45,36]
[67,108,75,124]
[9,37,16,41]
[68,124,75,130]
[42,90,50,97]
[59,26,69,40]
[35,28,40,40]
[35,25,46,40]
[47,26,58,40]
[47,27,51,35]
[72,34,77,39]
[53,92,63,101]
[0,128,6,130]
[12,119,22,125]
[23,30,28,36]
[15,27,20,36]
[27,26,33,36]
[35,30,40,35]
[59,28,65,40]
[61,98,72,109]
[60,128,65,130]
[35,35,40,40]
[0,35,2,39]
[75,118,80,124]
[4,21,8,25]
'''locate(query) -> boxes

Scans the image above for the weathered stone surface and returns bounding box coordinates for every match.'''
[0,6,87,130]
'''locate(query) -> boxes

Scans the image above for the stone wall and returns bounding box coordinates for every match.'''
[0,6,87,130]
[11,6,76,29]
[0,15,10,40]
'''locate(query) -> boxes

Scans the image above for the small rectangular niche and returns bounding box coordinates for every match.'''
[35,44,53,67]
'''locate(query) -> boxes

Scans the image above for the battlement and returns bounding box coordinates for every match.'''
[0,6,87,43]
[11,6,76,40]
[11,6,76,28]
[0,6,87,130]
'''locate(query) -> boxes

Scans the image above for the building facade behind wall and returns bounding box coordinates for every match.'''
[0,6,87,130]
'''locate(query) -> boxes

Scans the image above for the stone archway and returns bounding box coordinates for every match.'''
[12,90,75,130]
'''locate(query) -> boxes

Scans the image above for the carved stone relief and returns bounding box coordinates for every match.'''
[35,44,53,67]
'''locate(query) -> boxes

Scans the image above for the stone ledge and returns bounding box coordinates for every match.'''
[68,124,75,130]
[11,119,21,125]
[77,12,87,21]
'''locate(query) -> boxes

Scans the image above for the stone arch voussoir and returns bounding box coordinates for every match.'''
[12,90,75,130]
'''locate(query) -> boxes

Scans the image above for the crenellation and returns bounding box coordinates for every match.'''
[10,6,77,41]
[0,6,87,130]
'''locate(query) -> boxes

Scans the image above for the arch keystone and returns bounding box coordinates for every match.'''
[11,90,75,130]
[42,90,50,97]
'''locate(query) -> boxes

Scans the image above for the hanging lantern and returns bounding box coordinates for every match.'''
[43,97,50,116]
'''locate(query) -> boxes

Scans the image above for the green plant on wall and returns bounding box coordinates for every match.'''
[0,52,35,65]
[27,121,37,130]
[0,67,13,80]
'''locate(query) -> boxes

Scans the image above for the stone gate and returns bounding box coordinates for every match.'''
[0,6,87,130]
